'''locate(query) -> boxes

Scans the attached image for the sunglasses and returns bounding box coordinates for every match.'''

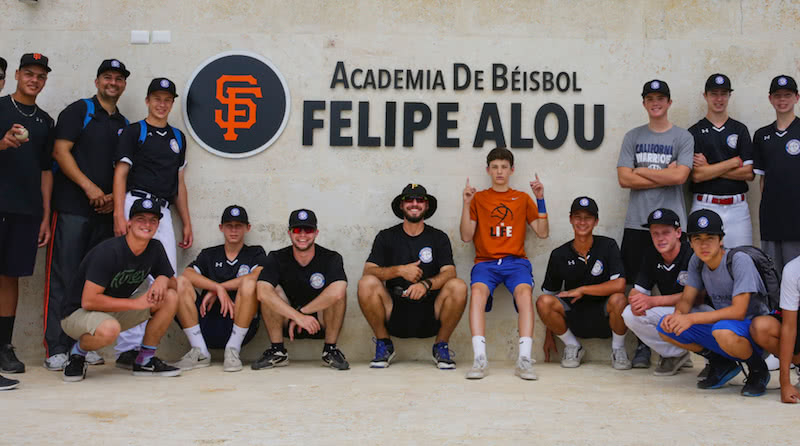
[291,227,316,234]
[402,196,428,204]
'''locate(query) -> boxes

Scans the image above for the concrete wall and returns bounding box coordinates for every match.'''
[3,0,798,364]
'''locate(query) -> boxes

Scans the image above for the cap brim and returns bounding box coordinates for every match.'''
[21,62,51,72]
[391,194,437,219]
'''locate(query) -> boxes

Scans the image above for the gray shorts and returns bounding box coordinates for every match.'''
[761,240,800,272]
[61,308,152,340]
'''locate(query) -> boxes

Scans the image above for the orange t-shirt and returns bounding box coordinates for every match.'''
[469,188,540,263]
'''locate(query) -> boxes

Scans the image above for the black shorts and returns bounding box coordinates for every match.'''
[0,213,40,277]
[558,296,611,339]
[283,311,326,340]
[193,291,260,349]
[769,311,800,355]
[387,287,441,339]
[620,228,655,286]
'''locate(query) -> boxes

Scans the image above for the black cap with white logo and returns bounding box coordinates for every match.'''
[705,73,733,92]
[128,198,163,220]
[642,208,681,229]
[221,205,249,224]
[97,59,130,78]
[570,196,598,217]
[642,79,670,98]
[289,209,317,229]
[687,209,724,236]
[147,77,178,97]
[769,75,798,94]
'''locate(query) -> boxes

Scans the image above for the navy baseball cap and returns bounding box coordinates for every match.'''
[769,75,798,94]
[97,59,130,78]
[221,205,249,224]
[642,208,681,229]
[570,196,598,217]
[705,73,733,92]
[128,198,163,220]
[147,77,178,97]
[289,209,317,229]
[642,79,670,98]
[687,209,724,236]
[19,53,51,73]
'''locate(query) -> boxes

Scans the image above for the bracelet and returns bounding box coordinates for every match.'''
[536,198,547,214]
[422,279,432,291]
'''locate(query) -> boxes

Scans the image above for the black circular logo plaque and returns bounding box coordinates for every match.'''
[182,51,291,158]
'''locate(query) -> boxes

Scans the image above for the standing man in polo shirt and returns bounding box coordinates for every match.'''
[0,53,55,389]
[537,197,630,369]
[43,59,131,371]
[617,79,694,368]
[753,75,800,272]
[688,74,755,248]
[112,77,193,365]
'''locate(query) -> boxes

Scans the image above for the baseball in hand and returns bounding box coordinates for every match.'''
[15,127,29,141]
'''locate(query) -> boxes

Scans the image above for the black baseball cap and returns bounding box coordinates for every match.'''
[769,75,798,94]
[642,79,670,98]
[289,209,317,229]
[642,208,681,229]
[147,77,178,97]
[128,198,163,220]
[391,183,438,220]
[19,53,51,73]
[705,73,733,92]
[97,59,130,78]
[221,205,249,224]
[570,196,598,217]
[687,209,724,236]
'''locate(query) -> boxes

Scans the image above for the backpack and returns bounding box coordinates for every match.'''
[52,99,130,173]
[724,246,782,312]
[136,119,182,148]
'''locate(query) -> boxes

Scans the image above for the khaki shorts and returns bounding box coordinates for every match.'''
[61,308,152,340]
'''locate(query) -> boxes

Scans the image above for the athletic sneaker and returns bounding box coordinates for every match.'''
[696,362,710,381]
[322,347,350,370]
[466,354,488,379]
[697,357,742,389]
[514,357,538,380]
[632,343,651,369]
[369,338,396,368]
[251,346,289,370]
[86,351,105,366]
[116,349,139,370]
[223,348,242,372]
[741,366,771,397]
[432,342,455,369]
[62,354,87,382]
[0,374,19,390]
[0,344,25,373]
[132,357,182,377]
[44,352,69,371]
[653,351,690,376]
[171,347,211,371]
[561,345,585,368]
[612,347,633,370]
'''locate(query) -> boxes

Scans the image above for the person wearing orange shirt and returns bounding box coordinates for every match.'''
[460,147,549,380]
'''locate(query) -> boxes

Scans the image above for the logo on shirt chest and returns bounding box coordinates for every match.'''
[215,262,224,268]
[110,268,150,289]
[726,134,738,149]
[590,260,604,276]
[237,265,251,277]
[170,138,180,154]
[786,139,800,156]
[677,271,688,286]
[309,272,325,289]
[419,247,434,264]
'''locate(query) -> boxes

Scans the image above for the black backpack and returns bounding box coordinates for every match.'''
[724,246,782,312]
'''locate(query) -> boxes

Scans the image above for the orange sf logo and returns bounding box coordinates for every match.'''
[214,75,263,141]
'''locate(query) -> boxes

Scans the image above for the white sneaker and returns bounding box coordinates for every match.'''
[561,345,585,368]
[86,351,105,365]
[43,353,68,371]
[171,347,211,371]
[612,347,632,370]
[466,355,488,379]
[223,348,242,372]
[515,357,538,380]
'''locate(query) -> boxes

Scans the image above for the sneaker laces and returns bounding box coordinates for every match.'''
[434,343,455,361]
[326,347,346,363]
[372,338,389,360]
[564,345,580,361]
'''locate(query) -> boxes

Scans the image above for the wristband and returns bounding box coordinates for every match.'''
[536,198,547,214]
[423,279,432,291]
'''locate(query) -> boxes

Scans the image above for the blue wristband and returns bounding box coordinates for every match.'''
[537,198,547,214]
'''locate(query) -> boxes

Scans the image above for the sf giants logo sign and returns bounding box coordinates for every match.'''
[183,51,291,158]
[215,75,262,141]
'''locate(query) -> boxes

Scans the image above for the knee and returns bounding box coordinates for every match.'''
[357,275,382,297]
[94,319,121,342]
[444,278,468,300]
[749,316,778,340]
[162,288,179,310]
[607,293,628,314]
[239,276,256,297]
[177,275,193,295]
[711,328,738,346]
[536,294,556,314]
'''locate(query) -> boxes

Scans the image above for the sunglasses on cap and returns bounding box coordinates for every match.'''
[291,227,316,234]
[402,195,428,204]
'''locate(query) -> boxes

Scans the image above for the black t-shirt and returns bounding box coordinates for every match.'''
[688,117,753,195]
[0,95,54,216]
[366,223,455,291]
[753,117,800,240]
[188,244,268,286]
[541,235,625,300]
[52,96,128,217]
[259,245,347,308]
[116,121,186,202]
[634,240,693,296]
[63,236,174,316]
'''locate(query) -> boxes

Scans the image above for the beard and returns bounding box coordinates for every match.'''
[403,209,424,223]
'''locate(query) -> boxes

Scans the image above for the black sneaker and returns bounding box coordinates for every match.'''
[742,356,771,397]
[432,342,455,369]
[697,362,711,381]
[0,344,25,373]
[322,347,350,370]
[251,346,289,370]
[0,374,19,390]
[115,349,139,370]
[62,354,87,382]
[632,343,651,369]
[697,357,742,389]
[132,357,181,377]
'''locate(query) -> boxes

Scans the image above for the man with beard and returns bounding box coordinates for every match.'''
[358,184,467,369]
[253,209,350,371]
[0,53,55,389]
[43,59,131,371]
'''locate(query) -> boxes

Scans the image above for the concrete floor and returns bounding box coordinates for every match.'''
[3,355,798,446]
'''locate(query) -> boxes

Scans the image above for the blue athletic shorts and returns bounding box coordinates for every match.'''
[470,256,533,312]
[656,317,761,361]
